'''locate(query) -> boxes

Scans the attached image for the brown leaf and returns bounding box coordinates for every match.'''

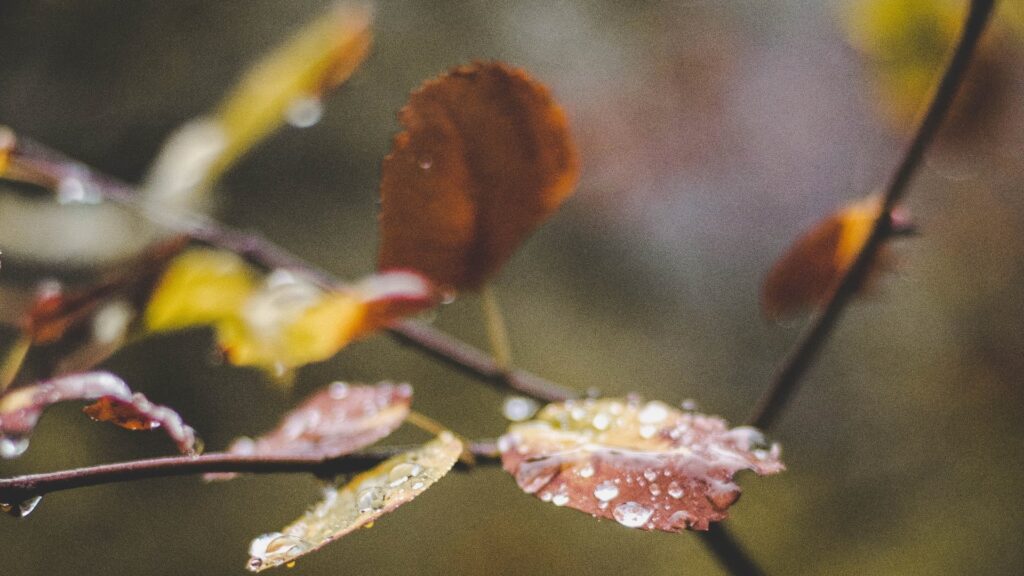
[206,381,412,481]
[761,196,912,319]
[378,61,580,292]
[0,372,199,457]
[499,398,783,531]
[246,433,461,572]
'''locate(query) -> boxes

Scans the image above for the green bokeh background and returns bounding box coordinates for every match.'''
[1,1,1023,574]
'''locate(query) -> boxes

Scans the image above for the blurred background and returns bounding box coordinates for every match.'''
[1,0,1023,574]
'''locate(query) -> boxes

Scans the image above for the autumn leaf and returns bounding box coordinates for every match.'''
[143,3,373,206]
[761,196,912,319]
[499,398,783,531]
[246,433,461,572]
[145,249,436,374]
[0,372,199,457]
[0,126,13,177]
[206,381,412,481]
[378,61,580,292]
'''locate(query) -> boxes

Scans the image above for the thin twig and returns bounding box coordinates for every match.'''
[0,442,502,503]
[4,141,577,404]
[699,525,766,576]
[747,0,997,431]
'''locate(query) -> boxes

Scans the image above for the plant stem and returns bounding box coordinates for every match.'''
[0,442,502,503]
[699,525,766,576]
[747,0,997,431]
[480,284,514,371]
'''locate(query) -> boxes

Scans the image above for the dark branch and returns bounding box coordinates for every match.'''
[4,142,577,404]
[747,0,997,431]
[0,442,501,503]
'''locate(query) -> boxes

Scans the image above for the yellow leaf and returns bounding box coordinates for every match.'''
[246,433,461,572]
[145,248,257,332]
[143,4,373,206]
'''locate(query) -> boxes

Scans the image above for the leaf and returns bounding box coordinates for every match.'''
[214,270,436,374]
[499,398,783,531]
[143,4,373,205]
[378,61,580,292]
[245,432,461,572]
[0,372,199,457]
[0,126,13,177]
[206,381,412,481]
[144,248,258,332]
[760,196,911,319]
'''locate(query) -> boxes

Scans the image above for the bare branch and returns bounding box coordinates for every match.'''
[748,0,998,431]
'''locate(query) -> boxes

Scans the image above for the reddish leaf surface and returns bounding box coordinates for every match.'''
[761,196,912,319]
[378,61,580,292]
[0,372,198,457]
[207,381,412,481]
[500,398,783,531]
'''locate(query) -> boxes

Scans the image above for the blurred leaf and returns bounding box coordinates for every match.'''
[146,251,436,374]
[761,196,911,319]
[0,126,13,177]
[843,0,1010,134]
[143,3,373,206]
[246,432,461,572]
[499,398,783,531]
[0,371,199,457]
[206,381,412,481]
[144,248,257,332]
[378,61,580,292]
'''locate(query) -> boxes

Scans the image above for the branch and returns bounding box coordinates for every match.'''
[0,442,501,503]
[747,0,997,431]
[3,140,577,404]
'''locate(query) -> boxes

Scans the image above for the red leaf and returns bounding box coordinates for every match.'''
[207,381,412,481]
[0,372,199,457]
[500,398,783,531]
[378,61,580,292]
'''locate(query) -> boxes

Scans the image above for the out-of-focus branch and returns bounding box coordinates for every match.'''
[748,0,998,431]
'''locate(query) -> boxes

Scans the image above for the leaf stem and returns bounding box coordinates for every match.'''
[747,0,997,431]
[480,284,513,371]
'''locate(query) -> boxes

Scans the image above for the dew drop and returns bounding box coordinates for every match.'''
[612,501,653,528]
[502,396,539,422]
[356,485,388,513]
[552,492,570,507]
[667,481,684,499]
[0,437,29,459]
[643,469,658,482]
[577,464,595,478]
[285,97,324,128]
[594,481,619,502]
[648,483,661,497]
[592,412,611,431]
[418,156,433,170]
[668,510,690,528]
[637,402,668,424]
[328,381,350,399]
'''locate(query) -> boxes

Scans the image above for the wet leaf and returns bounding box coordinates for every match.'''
[144,4,373,206]
[0,372,199,457]
[499,398,783,531]
[378,61,580,292]
[246,432,461,572]
[761,196,911,319]
[206,381,412,481]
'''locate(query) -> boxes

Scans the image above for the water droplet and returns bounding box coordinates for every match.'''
[667,481,684,499]
[356,485,388,513]
[638,402,668,424]
[285,97,324,128]
[613,501,653,528]
[577,464,595,478]
[539,491,553,502]
[502,396,539,422]
[643,469,658,482]
[418,156,433,170]
[639,424,657,439]
[648,483,661,497]
[592,413,611,431]
[387,462,422,487]
[680,399,699,412]
[594,481,619,502]
[411,480,425,490]
[0,437,29,459]
[286,561,297,569]
[552,492,570,506]
[668,510,690,528]
[248,532,310,571]
[328,382,350,399]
